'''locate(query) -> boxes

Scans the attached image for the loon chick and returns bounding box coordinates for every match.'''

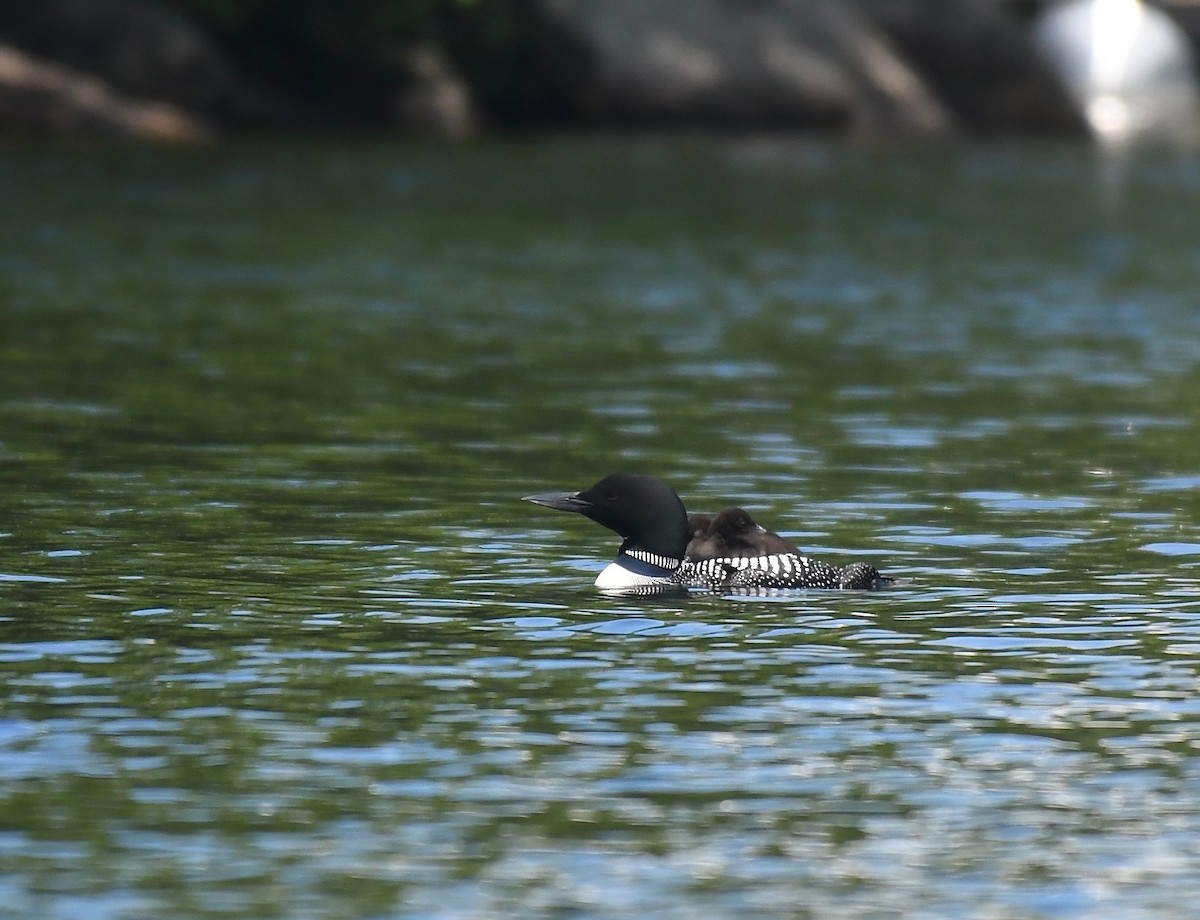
[524,473,891,593]
[684,512,715,560]
[688,507,802,561]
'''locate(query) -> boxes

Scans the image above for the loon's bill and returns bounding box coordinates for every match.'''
[524,472,892,593]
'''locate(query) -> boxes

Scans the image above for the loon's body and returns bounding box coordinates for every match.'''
[524,473,891,593]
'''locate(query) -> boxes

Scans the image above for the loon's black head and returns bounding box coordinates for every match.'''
[523,473,691,560]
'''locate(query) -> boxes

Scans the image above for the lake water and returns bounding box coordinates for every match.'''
[3,138,1200,919]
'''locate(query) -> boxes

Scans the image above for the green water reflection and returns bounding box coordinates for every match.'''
[2,140,1200,918]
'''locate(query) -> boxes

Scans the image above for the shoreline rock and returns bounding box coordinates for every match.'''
[0,0,1109,141]
[535,0,957,137]
[0,42,212,141]
[858,0,1087,135]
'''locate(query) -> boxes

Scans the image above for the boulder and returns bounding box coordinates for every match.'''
[0,42,211,140]
[0,0,279,125]
[1033,0,1200,147]
[1167,4,1200,52]
[395,44,481,139]
[535,0,956,137]
[855,0,1088,135]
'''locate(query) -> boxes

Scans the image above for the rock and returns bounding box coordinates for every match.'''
[535,0,956,137]
[0,42,212,140]
[0,0,278,125]
[395,44,481,139]
[1167,3,1200,50]
[855,0,1088,135]
[1033,0,1200,148]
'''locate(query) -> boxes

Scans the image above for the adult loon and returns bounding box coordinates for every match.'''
[524,473,891,592]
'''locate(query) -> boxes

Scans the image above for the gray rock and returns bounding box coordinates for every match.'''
[0,0,275,124]
[536,0,956,137]
[396,45,481,139]
[0,41,212,140]
[1034,0,1200,148]
[855,0,1088,135]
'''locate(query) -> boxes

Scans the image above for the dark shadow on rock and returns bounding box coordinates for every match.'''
[531,0,956,137]
[0,41,212,140]
[856,0,1088,135]
[0,0,292,127]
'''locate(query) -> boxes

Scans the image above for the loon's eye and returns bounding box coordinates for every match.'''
[605,493,618,503]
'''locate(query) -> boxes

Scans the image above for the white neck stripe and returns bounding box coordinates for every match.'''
[623,548,681,573]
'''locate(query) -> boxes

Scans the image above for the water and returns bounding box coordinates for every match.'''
[3,139,1200,918]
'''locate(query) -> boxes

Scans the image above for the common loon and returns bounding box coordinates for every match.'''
[524,473,891,593]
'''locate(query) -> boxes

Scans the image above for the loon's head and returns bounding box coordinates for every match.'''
[523,473,691,560]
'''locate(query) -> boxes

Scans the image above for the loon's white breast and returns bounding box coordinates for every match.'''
[593,559,673,590]
[593,548,683,590]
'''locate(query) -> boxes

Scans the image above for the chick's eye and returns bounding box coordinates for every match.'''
[605,493,618,503]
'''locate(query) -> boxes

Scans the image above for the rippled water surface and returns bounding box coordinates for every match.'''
[3,140,1200,918]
